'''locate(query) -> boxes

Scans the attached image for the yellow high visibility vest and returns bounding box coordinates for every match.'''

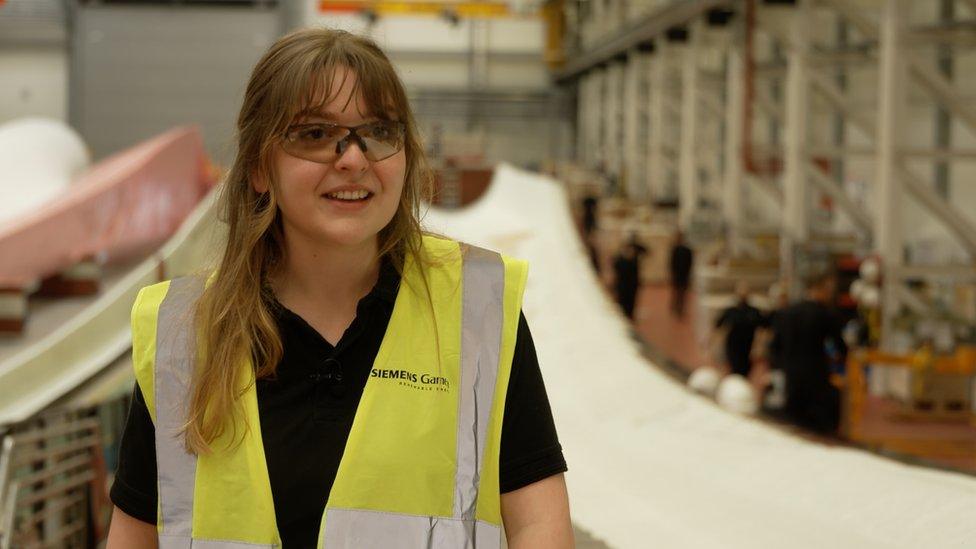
[130,236,528,548]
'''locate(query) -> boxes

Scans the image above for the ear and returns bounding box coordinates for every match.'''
[251,171,269,194]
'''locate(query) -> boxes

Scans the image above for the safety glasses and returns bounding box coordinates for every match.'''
[281,120,406,163]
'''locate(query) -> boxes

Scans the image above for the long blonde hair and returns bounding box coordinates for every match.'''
[187,28,434,454]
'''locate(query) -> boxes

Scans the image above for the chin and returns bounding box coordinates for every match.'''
[317,223,383,249]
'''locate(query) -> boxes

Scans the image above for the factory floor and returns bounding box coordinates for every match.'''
[629,283,976,474]
[585,225,976,476]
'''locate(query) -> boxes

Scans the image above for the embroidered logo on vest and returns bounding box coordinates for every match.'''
[370,368,451,392]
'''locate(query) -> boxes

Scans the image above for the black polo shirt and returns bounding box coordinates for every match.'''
[110,261,567,548]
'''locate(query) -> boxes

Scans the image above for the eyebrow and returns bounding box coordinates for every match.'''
[297,110,379,122]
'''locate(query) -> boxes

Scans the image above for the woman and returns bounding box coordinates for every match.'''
[107,28,572,548]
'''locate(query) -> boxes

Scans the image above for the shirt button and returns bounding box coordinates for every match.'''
[309,357,343,385]
[322,357,343,383]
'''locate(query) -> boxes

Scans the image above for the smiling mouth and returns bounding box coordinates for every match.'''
[323,189,373,202]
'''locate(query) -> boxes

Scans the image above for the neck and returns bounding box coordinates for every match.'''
[274,231,381,311]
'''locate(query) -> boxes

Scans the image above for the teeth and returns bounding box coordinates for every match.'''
[326,189,370,200]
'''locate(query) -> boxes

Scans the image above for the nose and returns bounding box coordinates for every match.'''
[333,136,369,173]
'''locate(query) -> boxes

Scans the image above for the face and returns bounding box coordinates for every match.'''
[735,281,749,300]
[259,66,407,252]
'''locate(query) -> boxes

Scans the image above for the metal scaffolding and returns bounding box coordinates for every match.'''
[563,0,976,343]
[756,0,976,335]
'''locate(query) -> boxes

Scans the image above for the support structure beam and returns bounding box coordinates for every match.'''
[933,0,954,200]
[875,0,908,344]
[824,0,976,134]
[807,145,976,160]
[904,148,976,160]
[819,0,878,38]
[806,145,875,158]
[893,284,934,317]
[907,54,976,135]
[807,70,875,139]
[781,0,812,286]
[898,164,976,256]
[581,70,604,170]
[679,24,702,229]
[698,89,725,120]
[724,46,745,254]
[897,263,976,280]
[576,72,591,167]
[745,174,783,204]
[622,52,641,198]
[648,44,669,202]
[806,163,873,233]
[606,59,625,180]
[753,87,784,122]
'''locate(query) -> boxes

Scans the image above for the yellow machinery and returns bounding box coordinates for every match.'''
[845,347,976,440]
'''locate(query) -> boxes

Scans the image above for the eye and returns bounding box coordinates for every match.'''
[302,128,325,140]
[366,122,402,144]
[290,124,343,144]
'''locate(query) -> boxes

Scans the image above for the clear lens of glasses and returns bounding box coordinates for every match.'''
[282,121,405,163]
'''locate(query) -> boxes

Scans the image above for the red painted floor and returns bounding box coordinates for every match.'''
[633,284,708,373]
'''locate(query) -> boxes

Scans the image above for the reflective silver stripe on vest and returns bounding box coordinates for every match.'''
[158,537,276,549]
[154,276,205,540]
[154,277,274,549]
[322,509,501,549]
[454,245,505,520]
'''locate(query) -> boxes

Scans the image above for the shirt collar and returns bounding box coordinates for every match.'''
[367,256,401,306]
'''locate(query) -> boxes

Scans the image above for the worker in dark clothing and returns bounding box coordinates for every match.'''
[764,282,790,372]
[759,282,790,411]
[581,194,600,272]
[612,234,648,320]
[669,231,694,319]
[582,195,598,238]
[769,272,847,435]
[714,281,766,378]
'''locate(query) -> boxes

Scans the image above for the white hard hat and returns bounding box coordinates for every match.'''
[716,374,759,415]
[688,366,722,397]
